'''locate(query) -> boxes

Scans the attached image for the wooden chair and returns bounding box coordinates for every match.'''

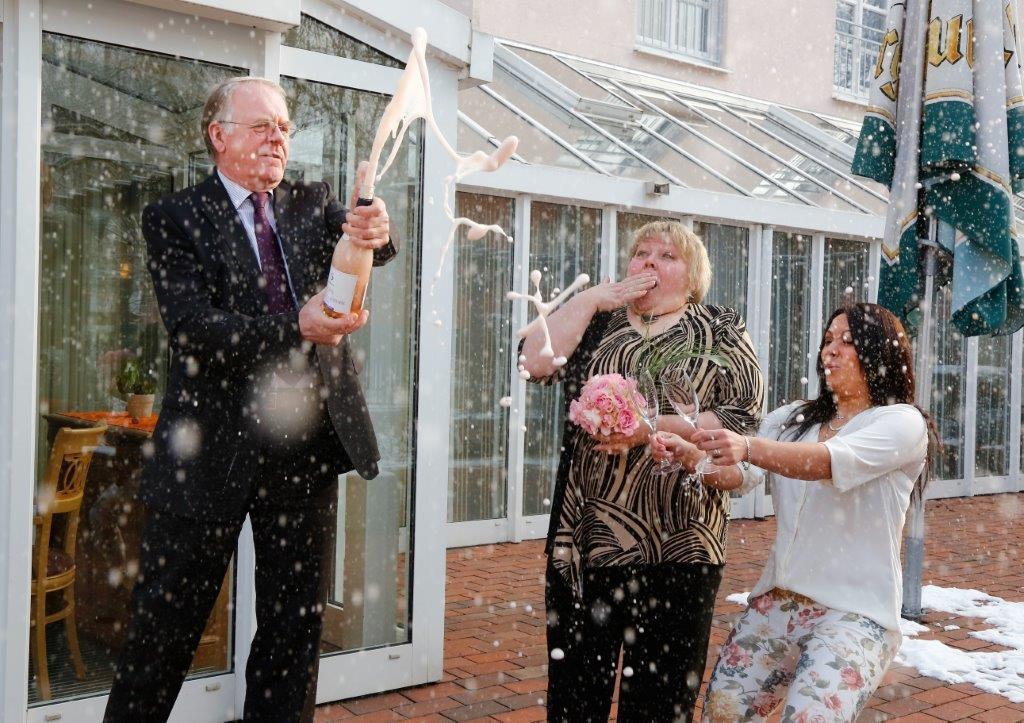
[31,425,106,700]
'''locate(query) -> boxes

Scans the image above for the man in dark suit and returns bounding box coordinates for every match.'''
[103,76,396,721]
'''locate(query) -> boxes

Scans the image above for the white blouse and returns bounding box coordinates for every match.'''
[739,402,928,632]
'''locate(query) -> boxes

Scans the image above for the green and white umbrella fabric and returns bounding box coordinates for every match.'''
[853,0,1024,337]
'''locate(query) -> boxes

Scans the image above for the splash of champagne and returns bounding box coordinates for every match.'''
[507,270,591,372]
[358,27,518,287]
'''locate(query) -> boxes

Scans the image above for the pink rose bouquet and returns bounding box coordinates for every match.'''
[568,373,645,437]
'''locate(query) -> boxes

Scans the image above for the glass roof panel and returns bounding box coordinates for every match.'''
[584,115,744,194]
[455,40,890,218]
[788,108,860,147]
[669,96,887,214]
[486,70,669,183]
[459,87,590,171]
[506,46,633,108]
[599,77,872,213]
[458,117,501,158]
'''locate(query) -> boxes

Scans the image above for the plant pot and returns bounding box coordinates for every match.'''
[126,393,155,420]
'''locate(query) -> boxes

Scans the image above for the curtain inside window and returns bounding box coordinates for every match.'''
[523,203,601,517]
[448,193,515,523]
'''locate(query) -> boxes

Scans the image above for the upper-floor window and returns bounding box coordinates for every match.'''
[834,0,886,101]
[635,0,724,66]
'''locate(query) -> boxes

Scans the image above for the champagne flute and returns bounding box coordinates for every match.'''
[664,368,711,499]
[635,370,681,476]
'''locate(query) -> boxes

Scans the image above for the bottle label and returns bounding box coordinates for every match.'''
[324,267,358,314]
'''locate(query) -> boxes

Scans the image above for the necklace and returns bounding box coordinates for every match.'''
[826,412,848,432]
[631,303,688,338]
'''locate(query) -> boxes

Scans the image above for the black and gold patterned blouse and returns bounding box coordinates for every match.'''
[534,304,763,592]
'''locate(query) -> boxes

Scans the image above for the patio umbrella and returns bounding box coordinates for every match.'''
[852,0,1024,617]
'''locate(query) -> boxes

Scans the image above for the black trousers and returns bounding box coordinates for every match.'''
[545,558,723,723]
[103,483,337,722]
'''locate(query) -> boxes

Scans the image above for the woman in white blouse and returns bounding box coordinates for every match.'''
[652,303,933,722]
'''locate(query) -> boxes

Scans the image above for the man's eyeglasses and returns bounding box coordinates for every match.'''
[218,120,298,139]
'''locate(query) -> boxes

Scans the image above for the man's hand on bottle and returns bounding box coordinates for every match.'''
[300,291,368,345]
[344,160,390,250]
[343,197,390,250]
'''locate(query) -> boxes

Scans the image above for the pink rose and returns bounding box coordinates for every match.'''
[823,694,843,712]
[618,409,638,435]
[750,594,774,615]
[840,667,863,689]
[752,692,780,717]
[723,643,752,668]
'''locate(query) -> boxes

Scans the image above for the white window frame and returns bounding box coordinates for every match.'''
[635,0,725,68]
[833,0,887,103]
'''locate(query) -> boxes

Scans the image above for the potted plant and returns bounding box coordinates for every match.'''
[116,359,157,420]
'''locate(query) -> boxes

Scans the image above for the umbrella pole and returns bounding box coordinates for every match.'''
[902,231,938,620]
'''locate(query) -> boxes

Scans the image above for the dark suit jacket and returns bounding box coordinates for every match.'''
[139,172,397,520]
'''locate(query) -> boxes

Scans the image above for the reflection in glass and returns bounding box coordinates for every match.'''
[930,285,966,481]
[281,76,421,653]
[523,203,601,516]
[34,32,239,704]
[768,232,813,411]
[822,238,871,322]
[694,221,749,312]
[283,13,402,68]
[975,334,1012,478]
[449,193,515,523]
[616,211,668,276]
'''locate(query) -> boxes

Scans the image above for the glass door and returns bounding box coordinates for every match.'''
[279,13,431,701]
[29,26,242,720]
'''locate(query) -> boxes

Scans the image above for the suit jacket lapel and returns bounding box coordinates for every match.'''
[273,181,314,305]
[198,173,263,316]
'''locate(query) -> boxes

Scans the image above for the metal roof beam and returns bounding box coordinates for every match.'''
[606,79,816,206]
[477,85,609,175]
[457,111,529,163]
[493,60,685,186]
[712,101,888,203]
[661,91,873,213]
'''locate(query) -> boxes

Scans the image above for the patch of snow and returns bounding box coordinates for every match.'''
[895,585,1024,703]
[726,592,750,607]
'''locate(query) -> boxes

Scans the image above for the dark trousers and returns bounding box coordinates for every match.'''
[103,483,337,722]
[545,559,723,723]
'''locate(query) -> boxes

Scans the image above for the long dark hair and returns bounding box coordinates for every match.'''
[783,303,939,488]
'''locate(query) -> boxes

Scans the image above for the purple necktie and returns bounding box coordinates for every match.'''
[250,191,293,314]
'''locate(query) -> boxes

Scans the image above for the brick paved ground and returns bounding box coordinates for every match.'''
[316,493,1024,722]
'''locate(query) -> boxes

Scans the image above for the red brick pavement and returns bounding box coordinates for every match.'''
[316,493,1024,722]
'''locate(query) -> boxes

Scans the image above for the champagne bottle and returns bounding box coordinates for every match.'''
[323,196,375,317]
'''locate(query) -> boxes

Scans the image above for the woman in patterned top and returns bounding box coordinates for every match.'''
[520,220,763,722]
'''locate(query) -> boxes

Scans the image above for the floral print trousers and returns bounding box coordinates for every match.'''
[703,589,901,722]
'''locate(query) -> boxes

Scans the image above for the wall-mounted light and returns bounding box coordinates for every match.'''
[644,181,670,196]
